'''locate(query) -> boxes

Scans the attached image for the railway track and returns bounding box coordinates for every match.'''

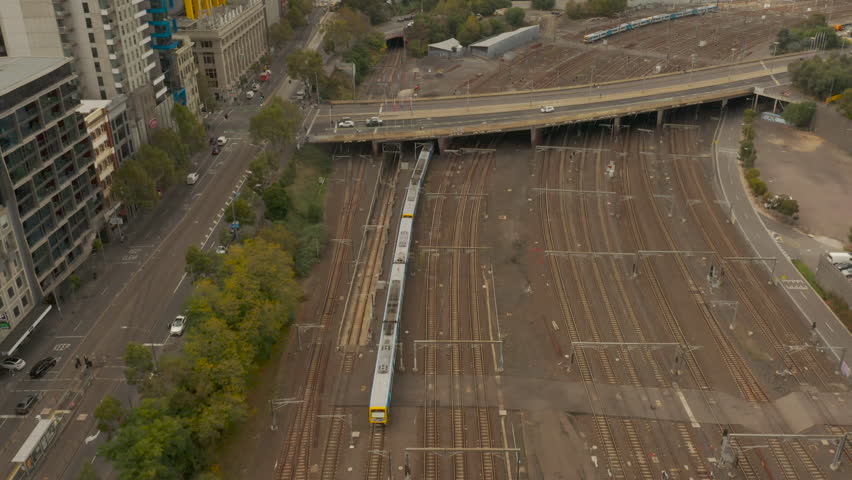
[538,130,625,478]
[277,157,367,480]
[364,424,386,480]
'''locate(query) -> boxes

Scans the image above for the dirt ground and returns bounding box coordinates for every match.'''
[753,117,852,243]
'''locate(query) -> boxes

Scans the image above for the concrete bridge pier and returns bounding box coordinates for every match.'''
[530,126,542,148]
[613,116,621,131]
[437,136,450,153]
[371,140,381,156]
[656,109,665,129]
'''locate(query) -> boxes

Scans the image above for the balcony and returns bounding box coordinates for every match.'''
[153,74,165,85]
[143,61,156,73]
[155,86,167,98]
[57,25,73,34]
[140,36,151,46]
[136,23,148,33]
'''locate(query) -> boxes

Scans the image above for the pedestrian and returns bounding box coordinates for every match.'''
[75,356,81,369]
[83,355,90,367]
[86,358,93,368]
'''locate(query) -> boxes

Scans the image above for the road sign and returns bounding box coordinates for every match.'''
[231,221,241,231]
[0,312,9,329]
[109,216,124,226]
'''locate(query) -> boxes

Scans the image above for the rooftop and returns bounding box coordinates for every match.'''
[177,0,260,32]
[470,25,539,49]
[429,38,462,52]
[77,99,111,115]
[0,57,69,97]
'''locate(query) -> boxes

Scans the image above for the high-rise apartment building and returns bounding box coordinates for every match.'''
[0,0,63,57]
[0,57,104,300]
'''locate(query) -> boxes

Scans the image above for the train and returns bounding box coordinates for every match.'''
[583,5,717,44]
[368,143,434,424]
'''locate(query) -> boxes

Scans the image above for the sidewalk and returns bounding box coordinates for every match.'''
[713,105,852,378]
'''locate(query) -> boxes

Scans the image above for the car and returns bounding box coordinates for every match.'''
[216,136,228,146]
[1,357,25,371]
[338,118,355,128]
[540,105,555,113]
[835,262,852,271]
[29,357,57,378]
[170,315,187,336]
[366,117,383,127]
[215,244,228,255]
[252,83,260,92]
[246,91,255,100]
[212,146,222,155]
[15,394,39,415]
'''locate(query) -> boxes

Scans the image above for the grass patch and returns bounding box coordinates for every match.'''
[792,259,852,332]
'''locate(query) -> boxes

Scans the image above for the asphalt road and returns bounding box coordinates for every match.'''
[0,14,331,475]
[308,52,816,141]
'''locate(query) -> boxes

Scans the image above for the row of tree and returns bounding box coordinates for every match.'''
[774,14,841,55]
[565,0,627,19]
[404,1,525,56]
[739,109,799,219]
[95,225,302,479]
[112,104,206,213]
[790,53,852,102]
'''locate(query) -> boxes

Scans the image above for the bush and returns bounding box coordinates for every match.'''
[504,7,525,28]
[782,101,817,128]
[790,54,852,100]
[745,168,761,179]
[748,177,767,196]
[777,198,800,217]
[775,14,841,55]
[532,0,555,10]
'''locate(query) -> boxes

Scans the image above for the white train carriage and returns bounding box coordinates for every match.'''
[368,265,406,424]
[583,4,716,43]
[368,143,433,424]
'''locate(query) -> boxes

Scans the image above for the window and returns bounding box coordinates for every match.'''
[94,62,101,73]
[200,40,212,48]
[202,52,215,64]
[91,48,98,58]
[82,3,89,14]
[205,68,217,80]
[100,90,107,100]
[13,305,20,317]
[7,287,13,298]
[15,276,21,288]
[86,18,92,29]
[22,294,28,307]
[89,33,96,43]
[97,77,104,87]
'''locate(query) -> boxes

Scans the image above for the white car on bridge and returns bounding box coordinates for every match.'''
[540,105,555,113]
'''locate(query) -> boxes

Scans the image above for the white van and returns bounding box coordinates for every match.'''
[186,172,199,185]
[246,91,255,99]
[295,89,305,100]
[826,252,852,265]
[216,136,228,146]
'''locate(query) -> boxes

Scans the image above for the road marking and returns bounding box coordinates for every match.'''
[173,272,188,294]
[55,336,84,339]
[675,389,700,428]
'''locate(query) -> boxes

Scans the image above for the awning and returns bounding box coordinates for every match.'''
[0,305,52,357]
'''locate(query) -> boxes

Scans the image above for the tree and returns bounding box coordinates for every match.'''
[124,342,155,385]
[75,463,101,480]
[287,0,310,28]
[739,138,756,168]
[505,7,525,28]
[150,129,190,171]
[138,144,177,189]
[532,0,555,10]
[224,196,255,226]
[185,245,218,280]
[171,103,207,153]
[248,97,302,149]
[743,108,757,124]
[782,101,816,128]
[322,8,372,53]
[287,50,325,86]
[269,21,293,48]
[457,15,482,46]
[94,395,128,440]
[113,160,158,212]
[837,88,852,118]
[248,151,278,190]
[262,183,292,221]
[777,198,800,217]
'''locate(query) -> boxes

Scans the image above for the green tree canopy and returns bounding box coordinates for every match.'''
[113,160,158,212]
[185,245,219,280]
[322,7,372,52]
[248,97,302,149]
[269,21,293,47]
[171,103,207,153]
[532,0,556,10]
[504,7,525,28]
[457,15,483,46]
[137,144,177,189]
[262,183,292,221]
[782,101,817,128]
[94,395,128,439]
[150,129,190,171]
[124,342,155,385]
[75,463,101,480]
[775,14,841,54]
[196,73,217,112]
[790,54,852,100]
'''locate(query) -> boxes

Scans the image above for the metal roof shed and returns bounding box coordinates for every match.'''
[428,38,463,58]
[470,25,540,59]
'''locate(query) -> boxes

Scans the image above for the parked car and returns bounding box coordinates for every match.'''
[834,262,852,271]
[1,357,25,371]
[29,357,57,378]
[15,394,39,415]
[540,105,555,113]
[215,245,228,255]
[170,315,187,336]
[216,136,228,146]
[366,117,383,127]
[212,146,222,155]
[338,118,355,128]
[252,83,260,92]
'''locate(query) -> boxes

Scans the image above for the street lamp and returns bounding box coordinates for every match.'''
[772,41,780,56]
[689,53,697,85]
[727,48,737,80]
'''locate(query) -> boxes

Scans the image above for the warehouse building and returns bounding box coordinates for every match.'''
[428,38,463,58]
[470,25,540,59]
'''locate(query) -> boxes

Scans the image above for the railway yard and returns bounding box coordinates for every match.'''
[268,100,852,479]
[358,1,852,99]
[265,2,852,480]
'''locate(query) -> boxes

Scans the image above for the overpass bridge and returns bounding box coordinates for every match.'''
[305,52,815,149]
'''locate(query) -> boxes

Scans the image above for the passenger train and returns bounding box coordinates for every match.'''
[368,143,434,424]
[583,5,717,44]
